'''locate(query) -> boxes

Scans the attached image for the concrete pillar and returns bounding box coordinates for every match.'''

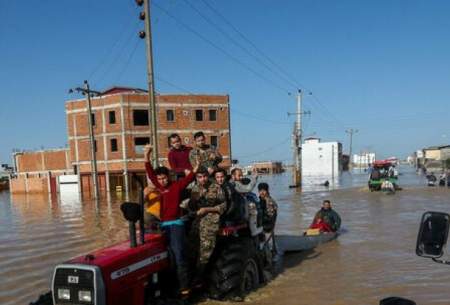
[73,113,81,194]
[24,173,29,193]
[101,105,110,193]
[120,96,129,198]
[47,171,52,194]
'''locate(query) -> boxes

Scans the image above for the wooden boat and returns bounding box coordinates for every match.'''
[275,231,338,253]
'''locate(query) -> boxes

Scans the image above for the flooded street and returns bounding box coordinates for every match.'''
[1,167,450,305]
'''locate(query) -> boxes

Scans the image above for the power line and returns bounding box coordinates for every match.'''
[182,0,299,90]
[152,1,292,95]
[231,108,291,125]
[95,20,142,88]
[155,76,195,94]
[87,16,137,82]
[154,75,292,127]
[235,136,291,159]
[114,37,142,84]
[198,1,347,130]
[200,0,306,90]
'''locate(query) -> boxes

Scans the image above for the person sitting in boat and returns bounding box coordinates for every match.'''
[313,200,341,232]
[309,215,333,233]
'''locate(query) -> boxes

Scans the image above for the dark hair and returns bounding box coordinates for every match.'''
[154,166,170,177]
[241,177,251,185]
[258,182,269,192]
[193,131,205,139]
[230,168,242,176]
[169,133,180,140]
[323,200,331,204]
[196,166,209,175]
[214,168,227,176]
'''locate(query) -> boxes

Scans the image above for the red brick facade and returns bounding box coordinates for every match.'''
[10,149,72,193]
[66,89,232,194]
[10,88,232,195]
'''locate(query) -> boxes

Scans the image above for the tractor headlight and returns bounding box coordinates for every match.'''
[57,288,70,300]
[78,290,92,302]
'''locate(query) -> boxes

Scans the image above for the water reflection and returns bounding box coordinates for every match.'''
[0,166,448,305]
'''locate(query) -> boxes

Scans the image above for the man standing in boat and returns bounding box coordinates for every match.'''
[313,200,341,232]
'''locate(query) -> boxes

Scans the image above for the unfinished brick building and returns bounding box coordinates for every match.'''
[10,87,232,195]
[10,149,73,193]
[66,87,232,195]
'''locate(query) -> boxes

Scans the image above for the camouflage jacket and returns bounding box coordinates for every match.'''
[262,195,278,218]
[189,181,227,215]
[189,144,222,170]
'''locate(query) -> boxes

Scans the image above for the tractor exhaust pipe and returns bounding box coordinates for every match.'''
[128,221,137,248]
[120,202,142,248]
[132,173,146,245]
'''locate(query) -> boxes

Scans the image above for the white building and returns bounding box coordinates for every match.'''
[352,152,376,167]
[302,137,342,176]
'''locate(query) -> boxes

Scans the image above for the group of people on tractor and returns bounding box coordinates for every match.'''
[142,131,278,298]
[370,164,398,180]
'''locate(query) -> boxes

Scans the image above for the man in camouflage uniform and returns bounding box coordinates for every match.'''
[187,167,227,283]
[257,182,278,233]
[189,131,222,175]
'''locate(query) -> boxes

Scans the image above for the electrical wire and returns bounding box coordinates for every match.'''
[231,108,291,125]
[87,16,137,82]
[199,0,307,90]
[95,20,142,88]
[114,37,142,84]
[234,136,291,159]
[182,0,298,90]
[198,0,353,132]
[155,76,195,94]
[152,1,292,95]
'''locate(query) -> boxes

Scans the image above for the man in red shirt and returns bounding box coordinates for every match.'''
[168,133,193,179]
[144,145,197,297]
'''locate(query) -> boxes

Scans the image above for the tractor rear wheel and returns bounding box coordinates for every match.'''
[207,237,260,300]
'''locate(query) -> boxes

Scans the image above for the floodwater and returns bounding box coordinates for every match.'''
[1,166,450,305]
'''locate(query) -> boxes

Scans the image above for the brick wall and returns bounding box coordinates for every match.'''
[10,176,49,193]
[15,149,72,174]
[66,92,232,173]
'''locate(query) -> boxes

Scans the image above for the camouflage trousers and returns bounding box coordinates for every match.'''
[188,212,221,268]
[198,213,220,265]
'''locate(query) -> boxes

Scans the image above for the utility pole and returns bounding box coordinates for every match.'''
[137,0,159,167]
[69,81,102,199]
[346,128,358,171]
[288,90,311,187]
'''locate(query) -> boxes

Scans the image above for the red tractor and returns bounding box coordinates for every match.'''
[31,177,278,305]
